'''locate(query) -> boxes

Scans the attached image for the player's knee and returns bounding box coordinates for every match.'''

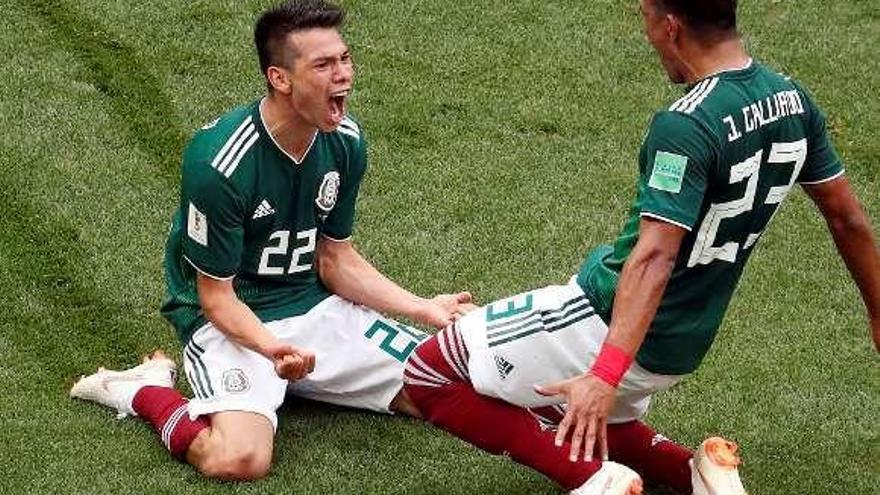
[198,447,272,481]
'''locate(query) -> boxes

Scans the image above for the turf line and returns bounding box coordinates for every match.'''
[24,0,187,187]
[0,148,153,373]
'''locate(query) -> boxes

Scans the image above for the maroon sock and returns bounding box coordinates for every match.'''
[607,421,693,494]
[132,386,209,460]
[404,329,601,490]
[532,399,694,492]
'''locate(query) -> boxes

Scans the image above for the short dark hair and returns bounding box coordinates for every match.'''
[654,0,738,40]
[254,0,346,75]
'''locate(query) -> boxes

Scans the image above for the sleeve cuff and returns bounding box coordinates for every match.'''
[798,169,845,185]
[320,233,352,243]
[639,212,693,231]
[183,255,236,281]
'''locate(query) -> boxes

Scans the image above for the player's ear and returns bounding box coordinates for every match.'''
[266,66,292,94]
[664,13,682,42]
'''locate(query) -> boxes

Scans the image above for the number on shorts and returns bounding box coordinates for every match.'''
[364,320,427,362]
[486,294,533,322]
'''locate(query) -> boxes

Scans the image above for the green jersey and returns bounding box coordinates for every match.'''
[577,61,843,375]
[161,99,367,343]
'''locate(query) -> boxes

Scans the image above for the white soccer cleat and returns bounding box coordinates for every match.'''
[570,461,643,495]
[70,350,177,418]
[691,437,748,495]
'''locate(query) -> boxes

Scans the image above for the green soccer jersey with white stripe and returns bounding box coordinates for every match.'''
[161,99,367,343]
[577,61,843,375]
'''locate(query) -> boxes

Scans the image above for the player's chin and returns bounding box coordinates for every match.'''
[317,113,344,132]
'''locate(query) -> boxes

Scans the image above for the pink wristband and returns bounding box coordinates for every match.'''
[590,342,633,388]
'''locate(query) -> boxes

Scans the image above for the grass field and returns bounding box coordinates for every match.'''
[1,0,878,493]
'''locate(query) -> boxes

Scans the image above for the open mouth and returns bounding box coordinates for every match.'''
[328,89,349,125]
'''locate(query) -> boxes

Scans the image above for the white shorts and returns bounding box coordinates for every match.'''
[459,277,683,423]
[183,295,428,429]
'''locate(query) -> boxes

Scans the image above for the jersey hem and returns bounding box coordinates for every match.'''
[633,355,691,377]
[177,290,333,344]
[639,212,693,231]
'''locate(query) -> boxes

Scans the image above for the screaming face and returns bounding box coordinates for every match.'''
[281,28,355,132]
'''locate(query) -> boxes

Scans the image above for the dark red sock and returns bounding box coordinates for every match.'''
[132,386,209,460]
[405,331,600,490]
[607,421,693,494]
[532,400,694,492]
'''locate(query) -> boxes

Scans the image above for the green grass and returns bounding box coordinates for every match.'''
[1,0,877,493]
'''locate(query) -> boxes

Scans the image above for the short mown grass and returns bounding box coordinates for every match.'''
[0,1,876,493]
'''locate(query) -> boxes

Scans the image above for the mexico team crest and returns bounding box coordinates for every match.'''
[315,171,341,213]
[222,368,250,393]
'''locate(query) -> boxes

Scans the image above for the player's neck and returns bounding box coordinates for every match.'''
[260,95,317,162]
[682,38,750,84]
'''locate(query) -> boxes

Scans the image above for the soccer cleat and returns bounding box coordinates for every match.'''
[70,351,177,419]
[569,461,643,495]
[691,437,748,495]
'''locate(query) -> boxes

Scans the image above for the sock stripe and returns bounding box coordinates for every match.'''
[404,363,450,386]
[437,330,468,381]
[161,404,189,449]
[132,387,210,462]
[407,352,453,384]
[447,325,470,375]
[443,328,469,379]
[403,376,444,388]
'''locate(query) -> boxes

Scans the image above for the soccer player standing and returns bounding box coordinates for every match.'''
[70,0,471,481]
[404,1,880,494]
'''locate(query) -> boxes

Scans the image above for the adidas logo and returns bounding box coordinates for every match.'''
[252,199,275,219]
[494,355,514,380]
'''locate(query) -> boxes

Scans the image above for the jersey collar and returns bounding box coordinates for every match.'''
[258,97,317,166]
[704,57,754,79]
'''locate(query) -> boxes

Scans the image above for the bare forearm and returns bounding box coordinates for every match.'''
[805,177,880,349]
[831,222,880,316]
[827,215,880,341]
[320,244,424,319]
[606,248,677,354]
[202,296,276,357]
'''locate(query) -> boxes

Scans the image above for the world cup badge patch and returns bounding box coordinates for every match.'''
[315,171,341,215]
[222,368,250,394]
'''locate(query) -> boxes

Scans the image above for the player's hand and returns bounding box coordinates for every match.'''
[418,292,475,329]
[264,341,316,381]
[534,373,616,462]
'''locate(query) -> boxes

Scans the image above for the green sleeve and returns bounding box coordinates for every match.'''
[637,111,714,230]
[322,133,367,240]
[180,157,245,278]
[793,83,844,184]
